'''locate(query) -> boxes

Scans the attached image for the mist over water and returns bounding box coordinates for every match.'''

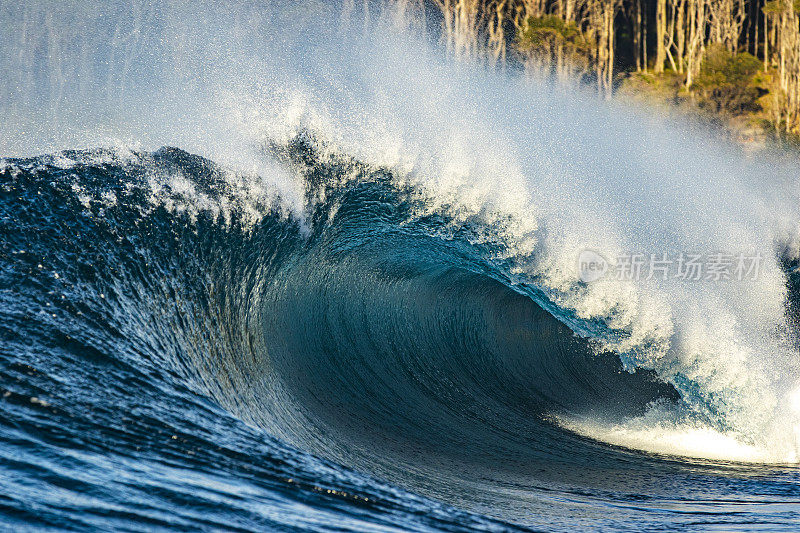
[3,1,800,530]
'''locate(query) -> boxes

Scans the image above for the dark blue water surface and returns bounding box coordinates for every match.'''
[1,145,799,532]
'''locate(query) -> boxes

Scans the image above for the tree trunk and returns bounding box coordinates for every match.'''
[655,0,667,73]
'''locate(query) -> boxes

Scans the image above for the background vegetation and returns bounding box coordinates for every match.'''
[350,0,800,146]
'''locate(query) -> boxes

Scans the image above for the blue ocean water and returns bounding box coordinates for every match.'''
[0,145,798,531]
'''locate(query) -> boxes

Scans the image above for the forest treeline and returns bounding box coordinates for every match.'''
[353,0,800,142]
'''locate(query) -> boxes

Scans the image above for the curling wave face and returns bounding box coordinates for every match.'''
[4,0,800,462]
[2,143,800,530]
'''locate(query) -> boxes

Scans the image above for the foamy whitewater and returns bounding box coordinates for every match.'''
[2,1,800,531]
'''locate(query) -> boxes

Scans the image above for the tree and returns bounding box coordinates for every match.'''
[694,44,763,113]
